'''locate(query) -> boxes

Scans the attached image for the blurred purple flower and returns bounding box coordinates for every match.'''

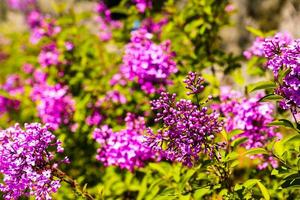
[93,113,160,171]
[31,83,75,130]
[119,28,177,94]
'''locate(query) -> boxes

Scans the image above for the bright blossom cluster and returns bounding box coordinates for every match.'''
[85,90,127,126]
[141,17,168,34]
[31,83,75,130]
[93,113,159,171]
[0,123,67,200]
[96,1,122,41]
[6,0,36,11]
[244,33,299,113]
[114,28,177,94]
[217,87,281,169]
[27,11,61,44]
[38,43,60,68]
[263,34,300,111]
[0,74,23,116]
[146,92,223,167]
[132,0,152,13]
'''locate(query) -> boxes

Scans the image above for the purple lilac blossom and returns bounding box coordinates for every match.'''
[38,43,60,68]
[86,110,103,126]
[0,75,23,116]
[183,72,206,95]
[141,17,168,34]
[28,12,61,44]
[146,91,223,167]
[96,1,122,41]
[264,34,300,111]
[31,83,75,130]
[244,32,299,113]
[7,0,36,12]
[0,123,68,200]
[243,37,265,59]
[132,0,152,13]
[217,87,281,169]
[93,113,159,171]
[117,28,177,94]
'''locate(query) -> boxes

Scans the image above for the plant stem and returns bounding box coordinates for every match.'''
[54,168,95,200]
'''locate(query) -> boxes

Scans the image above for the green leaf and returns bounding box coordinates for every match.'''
[194,187,211,199]
[273,141,285,157]
[228,129,244,140]
[247,81,276,93]
[268,119,295,129]
[244,148,269,156]
[224,152,239,162]
[246,26,265,37]
[256,181,270,200]
[259,94,283,102]
[243,179,259,188]
[231,137,248,148]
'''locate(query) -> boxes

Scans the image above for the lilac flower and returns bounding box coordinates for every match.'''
[0,123,68,200]
[132,0,152,13]
[217,87,281,169]
[86,110,103,126]
[146,91,223,167]
[0,75,23,116]
[141,17,168,34]
[183,72,205,95]
[65,41,74,51]
[263,32,293,76]
[263,34,299,111]
[31,83,75,130]
[28,13,61,44]
[96,1,122,41]
[243,37,265,59]
[119,28,177,94]
[93,113,159,171]
[6,0,36,12]
[27,10,43,28]
[245,33,299,113]
[38,43,60,68]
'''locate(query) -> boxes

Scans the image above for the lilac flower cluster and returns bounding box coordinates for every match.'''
[6,0,36,12]
[0,123,68,200]
[38,43,60,68]
[141,18,168,34]
[27,11,61,44]
[96,1,122,41]
[243,37,265,59]
[183,72,206,95]
[263,34,299,111]
[31,83,75,130]
[116,28,177,94]
[0,75,23,116]
[146,91,223,167]
[217,87,281,169]
[244,33,299,112]
[132,0,152,13]
[85,90,126,126]
[93,113,159,171]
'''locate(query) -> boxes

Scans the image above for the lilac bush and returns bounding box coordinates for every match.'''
[31,83,75,130]
[0,75,23,116]
[114,28,177,94]
[217,87,281,169]
[146,73,223,167]
[132,0,152,13]
[93,113,159,171]
[0,123,67,200]
[244,33,299,115]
